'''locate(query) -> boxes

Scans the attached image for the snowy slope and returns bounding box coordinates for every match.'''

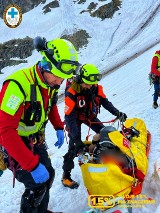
[0,0,160,74]
[0,43,160,213]
[1,0,160,212]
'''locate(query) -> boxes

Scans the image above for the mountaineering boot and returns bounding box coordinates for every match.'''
[61,171,79,189]
[153,102,158,109]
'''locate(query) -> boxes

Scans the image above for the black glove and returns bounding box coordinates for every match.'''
[117,112,127,122]
[72,134,90,155]
[75,141,86,155]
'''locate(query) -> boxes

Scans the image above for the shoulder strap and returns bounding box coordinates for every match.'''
[30,84,37,103]
[31,68,38,104]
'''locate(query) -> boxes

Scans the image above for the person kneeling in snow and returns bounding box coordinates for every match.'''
[0,37,80,213]
[62,63,127,189]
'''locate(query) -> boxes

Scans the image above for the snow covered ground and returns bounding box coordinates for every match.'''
[0,0,160,212]
[1,0,160,76]
[0,43,160,213]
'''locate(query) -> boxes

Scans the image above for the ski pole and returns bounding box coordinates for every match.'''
[148,84,153,92]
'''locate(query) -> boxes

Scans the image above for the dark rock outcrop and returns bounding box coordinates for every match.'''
[0,37,34,71]
[91,0,122,20]
[87,2,98,10]
[42,0,59,14]
[61,29,90,51]
[77,0,87,4]
[80,0,122,20]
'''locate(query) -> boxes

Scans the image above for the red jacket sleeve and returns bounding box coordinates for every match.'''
[0,83,39,172]
[48,104,64,130]
[151,56,160,77]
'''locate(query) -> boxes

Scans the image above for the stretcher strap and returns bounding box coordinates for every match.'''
[86,118,118,140]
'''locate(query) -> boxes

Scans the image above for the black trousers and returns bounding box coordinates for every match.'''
[62,117,105,173]
[14,142,55,213]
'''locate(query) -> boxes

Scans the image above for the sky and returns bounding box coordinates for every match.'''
[0,0,160,212]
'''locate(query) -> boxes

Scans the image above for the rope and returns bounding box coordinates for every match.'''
[86,118,118,140]
[121,125,140,183]
[113,183,133,196]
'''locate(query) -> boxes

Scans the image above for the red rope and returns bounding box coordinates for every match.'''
[113,183,133,196]
[86,118,118,140]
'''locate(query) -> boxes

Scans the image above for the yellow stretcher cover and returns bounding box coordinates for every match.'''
[108,118,148,175]
[81,118,148,196]
[81,163,134,196]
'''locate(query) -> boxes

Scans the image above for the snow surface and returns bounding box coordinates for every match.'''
[0,0,160,212]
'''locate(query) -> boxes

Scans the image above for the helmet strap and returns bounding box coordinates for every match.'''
[45,50,58,68]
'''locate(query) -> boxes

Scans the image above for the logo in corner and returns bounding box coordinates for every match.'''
[3,4,22,28]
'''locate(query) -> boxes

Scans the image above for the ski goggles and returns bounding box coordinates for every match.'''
[82,74,102,82]
[45,51,81,75]
[56,59,81,75]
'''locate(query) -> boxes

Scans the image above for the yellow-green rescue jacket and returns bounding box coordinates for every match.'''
[1,65,58,136]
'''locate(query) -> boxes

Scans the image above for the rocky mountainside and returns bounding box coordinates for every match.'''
[0,29,90,71]
[0,0,122,71]
[0,0,60,17]
[0,37,33,72]
[79,0,122,20]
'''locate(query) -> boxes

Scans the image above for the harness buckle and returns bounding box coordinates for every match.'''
[78,99,85,108]
[32,137,37,145]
